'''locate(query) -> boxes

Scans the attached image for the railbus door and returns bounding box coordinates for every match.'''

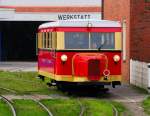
[38,32,56,76]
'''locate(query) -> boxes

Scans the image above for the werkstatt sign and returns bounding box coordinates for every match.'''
[57,13,101,20]
[58,14,90,20]
[0,12,101,21]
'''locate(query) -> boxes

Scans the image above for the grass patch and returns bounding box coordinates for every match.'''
[0,96,129,116]
[0,99,12,116]
[41,99,80,116]
[81,99,113,116]
[0,71,61,95]
[142,96,150,115]
[13,99,48,116]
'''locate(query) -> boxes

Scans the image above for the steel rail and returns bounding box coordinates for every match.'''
[108,92,134,116]
[77,99,85,116]
[111,104,119,116]
[34,99,53,116]
[0,87,17,94]
[0,95,16,116]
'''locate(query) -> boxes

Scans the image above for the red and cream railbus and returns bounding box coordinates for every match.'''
[37,20,122,88]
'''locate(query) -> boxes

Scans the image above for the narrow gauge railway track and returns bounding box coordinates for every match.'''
[111,103,119,116]
[34,99,53,116]
[77,99,86,116]
[0,84,118,116]
[77,98,119,116]
[0,95,16,116]
[0,87,17,94]
[110,91,145,116]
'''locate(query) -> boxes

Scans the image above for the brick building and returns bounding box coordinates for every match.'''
[103,0,150,88]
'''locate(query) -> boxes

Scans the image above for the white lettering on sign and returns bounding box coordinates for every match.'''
[58,14,91,20]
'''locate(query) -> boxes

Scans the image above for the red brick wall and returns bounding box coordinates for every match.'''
[130,0,150,62]
[103,0,131,82]
[0,6,101,12]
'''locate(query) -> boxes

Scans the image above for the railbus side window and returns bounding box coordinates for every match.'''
[47,32,50,48]
[38,32,42,48]
[52,32,57,49]
[48,32,52,48]
[45,32,48,48]
[42,32,47,48]
[42,33,45,48]
[40,32,57,49]
[44,33,47,48]
[46,32,51,48]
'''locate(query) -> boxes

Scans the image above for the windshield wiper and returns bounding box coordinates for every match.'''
[98,40,106,51]
[98,44,104,51]
[98,42,106,51]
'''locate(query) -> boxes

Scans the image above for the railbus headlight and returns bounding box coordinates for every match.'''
[61,54,68,62]
[113,55,120,62]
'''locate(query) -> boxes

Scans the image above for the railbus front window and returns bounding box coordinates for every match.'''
[65,32,89,49]
[90,33,115,49]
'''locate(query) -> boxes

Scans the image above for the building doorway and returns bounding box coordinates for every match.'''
[0,21,45,61]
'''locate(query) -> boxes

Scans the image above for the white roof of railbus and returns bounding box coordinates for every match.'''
[38,19,121,29]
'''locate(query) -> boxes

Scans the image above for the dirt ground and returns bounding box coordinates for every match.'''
[0,62,37,72]
[108,84,148,116]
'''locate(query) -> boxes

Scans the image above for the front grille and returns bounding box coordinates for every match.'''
[88,59,100,81]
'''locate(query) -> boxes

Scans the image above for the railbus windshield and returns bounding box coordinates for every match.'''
[64,32,115,50]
